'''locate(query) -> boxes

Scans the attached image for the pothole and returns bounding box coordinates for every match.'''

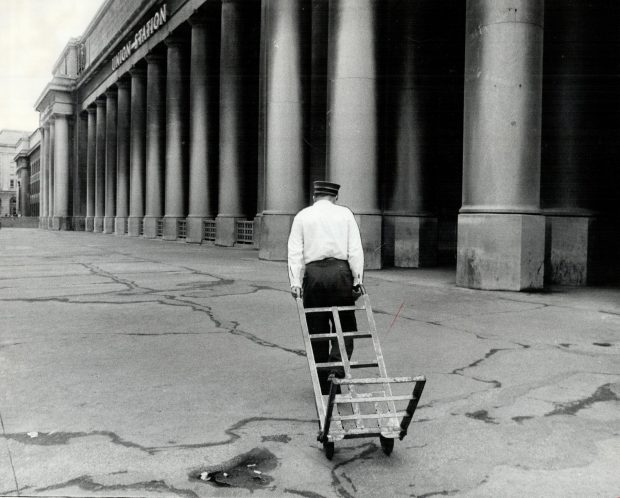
[190,447,277,491]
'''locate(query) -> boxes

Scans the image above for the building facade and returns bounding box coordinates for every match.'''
[34,0,620,290]
[0,130,30,217]
[14,129,42,218]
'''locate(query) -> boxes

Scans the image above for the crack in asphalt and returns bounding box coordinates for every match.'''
[284,488,329,498]
[329,443,377,497]
[415,489,461,497]
[464,410,499,425]
[34,475,198,498]
[545,383,619,417]
[2,417,317,456]
[1,258,305,359]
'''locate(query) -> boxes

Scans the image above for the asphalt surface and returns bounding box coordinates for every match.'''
[1,228,619,497]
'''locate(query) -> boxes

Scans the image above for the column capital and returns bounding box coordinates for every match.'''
[115,79,131,90]
[129,65,146,77]
[86,105,97,115]
[188,13,210,27]
[95,96,107,107]
[145,52,166,64]
[164,33,188,48]
[51,112,72,124]
[105,87,118,98]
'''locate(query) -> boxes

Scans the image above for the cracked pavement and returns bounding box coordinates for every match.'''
[1,229,619,497]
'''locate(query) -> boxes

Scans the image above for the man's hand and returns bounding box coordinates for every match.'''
[352,284,363,300]
[291,286,302,299]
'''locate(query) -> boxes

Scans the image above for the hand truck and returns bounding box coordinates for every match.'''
[296,291,426,460]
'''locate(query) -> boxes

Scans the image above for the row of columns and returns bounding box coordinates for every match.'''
[38,113,72,230]
[38,0,420,271]
[16,157,30,216]
[37,0,609,290]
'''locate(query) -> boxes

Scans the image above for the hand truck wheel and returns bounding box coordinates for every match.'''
[323,441,335,460]
[379,435,394,456]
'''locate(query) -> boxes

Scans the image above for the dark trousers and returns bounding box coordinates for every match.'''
[303,259,356,392]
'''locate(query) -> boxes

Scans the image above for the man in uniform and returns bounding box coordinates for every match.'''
[288,181,364,394]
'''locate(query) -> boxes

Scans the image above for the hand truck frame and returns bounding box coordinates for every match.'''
[296,292,426,459]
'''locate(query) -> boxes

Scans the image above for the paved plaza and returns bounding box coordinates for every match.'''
[0,228,619,497]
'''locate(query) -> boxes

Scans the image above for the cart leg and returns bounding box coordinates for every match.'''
[400,380,426,440]
[379,435,394,456]
[323,441,335,460]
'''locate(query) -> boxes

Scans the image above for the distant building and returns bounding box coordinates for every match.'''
[0,129,30,217]
[14,129,42,217]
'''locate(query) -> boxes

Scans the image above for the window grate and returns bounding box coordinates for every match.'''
[177,219,187,239]
[156,218,164,238]
[203,219,216,242]
[236,220,254,245]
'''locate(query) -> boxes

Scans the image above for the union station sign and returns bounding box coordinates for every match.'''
[112,4,168,71]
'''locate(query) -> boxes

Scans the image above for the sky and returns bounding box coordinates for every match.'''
[0,0,104,133]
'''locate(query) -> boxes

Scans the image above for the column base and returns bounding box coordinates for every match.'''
[457,213,545,290]
[215,215,240,247]
[186,216,205,244]
[39,217,47,229]
[103,217,115,234]
[52,216,71,231]
[545,215,606,285]
[253,214,263,250]
[143,216,160,239]
[85,217,94,232]
[258,213,294,261]
[72,217,86,231]
[383,215,437,268]
[115,217,128,235]
[47,218,54,230]
[94,217,104,233]
[163,216,182,241]
[127,217,143,237]
[355,214,382,270]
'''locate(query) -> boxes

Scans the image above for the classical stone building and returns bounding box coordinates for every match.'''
[34,0,620,290]
[0,129,30,217]
[14,129,42,218]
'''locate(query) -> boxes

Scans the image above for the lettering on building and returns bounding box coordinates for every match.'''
[112,4,167,71]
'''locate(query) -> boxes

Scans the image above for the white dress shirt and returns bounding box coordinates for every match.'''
[287,199,364,288]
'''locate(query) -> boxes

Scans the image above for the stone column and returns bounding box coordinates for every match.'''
[85,107,97,231]
[216,0,259,246]
[383,0,437,268]
[163,36,189,241]
[52,114,71,230]
[327,0,381,269]
[39,125,48,228]
[259,0,309,260]
[128,68,146,237]
[186,11,220,243]
[458,0,545,290]
[17,158,30,216]
[104,88,118,234]
[94,97,107,232]
[542,2,604,285]
[143,53,166,238]
[47,119,55,229]
[115,80,130,235]
[73,113,87,231]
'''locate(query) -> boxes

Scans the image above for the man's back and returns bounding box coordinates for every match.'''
[288,199,364,288]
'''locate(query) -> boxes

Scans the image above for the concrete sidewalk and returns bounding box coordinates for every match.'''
[1,229,618,497]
